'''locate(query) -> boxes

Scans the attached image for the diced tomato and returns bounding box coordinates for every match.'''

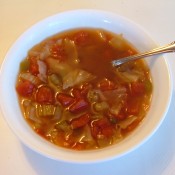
[97,78,116,91]
[70,113,90,129]
[35,86,55,104]
[101,126,114,137]
[91,125,100,138]
[130,82,145,96]
[16,80,35,97]
[126,99,140,115]
[91,118,114,138]
[50,44,66,61]
[69,98,89,113]
[29,57,39,75]
[73,31,89,46]
[57,93,75,107]
[115,111,127,120]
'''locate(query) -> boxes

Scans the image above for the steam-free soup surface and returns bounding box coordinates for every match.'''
[16,28,152,150]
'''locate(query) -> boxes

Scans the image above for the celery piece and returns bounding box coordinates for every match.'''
[37,104,56,117]
[55,120,70,132]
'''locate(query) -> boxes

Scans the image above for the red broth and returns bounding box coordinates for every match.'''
[16,28,152,150]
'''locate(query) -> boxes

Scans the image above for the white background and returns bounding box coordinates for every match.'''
[0,0,175,174]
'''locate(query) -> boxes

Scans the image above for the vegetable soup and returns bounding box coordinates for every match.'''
[16,28,152,150]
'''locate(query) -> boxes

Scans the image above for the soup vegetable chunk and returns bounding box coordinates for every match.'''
[16,28,152,150]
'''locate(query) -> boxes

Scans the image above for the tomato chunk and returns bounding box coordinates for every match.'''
[97,78,116,91]
[16,80,35,97]
[69,98,88,113]
[70,113,90,129]
[57,93,75,107]
[50,44,66,61]
[126,99,140,115]
[131,82,145,96]
[36,86,55,104]
[29,57,39,75]
[91,118,114,138]
[73,31,89,46]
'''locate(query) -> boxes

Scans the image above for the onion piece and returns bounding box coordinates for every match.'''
[37,60,47,82]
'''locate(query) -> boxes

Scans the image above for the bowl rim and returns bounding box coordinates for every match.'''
[0,9,173,164]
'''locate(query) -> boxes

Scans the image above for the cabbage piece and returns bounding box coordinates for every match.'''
[103,86,127,103]
[63,38,79,64]
[97,137,112,148]
[48,74,62,93]
[109,34,128,51]
[22,100,41,123]
[81,125,94,142]
[46,57,73,78]
[115,69,141,82]
[115,62,145,83]
[20,72,40,85]
[63,69,95,89]
[28,44,51,60]
[48,74,62,86]
[39,45,51,60]
[117,115,137,129]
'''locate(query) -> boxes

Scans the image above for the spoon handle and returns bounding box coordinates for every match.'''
[112,41,175,66]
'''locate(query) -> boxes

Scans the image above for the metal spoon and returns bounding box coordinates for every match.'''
[112,41,175,67]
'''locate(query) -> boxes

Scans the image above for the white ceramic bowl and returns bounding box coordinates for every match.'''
[0,10,172,163]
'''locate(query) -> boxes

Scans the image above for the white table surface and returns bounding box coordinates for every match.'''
[1,0,175,174]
